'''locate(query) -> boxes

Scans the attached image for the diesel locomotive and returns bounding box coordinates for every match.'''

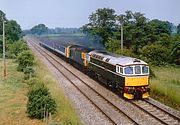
[39,40,150,99]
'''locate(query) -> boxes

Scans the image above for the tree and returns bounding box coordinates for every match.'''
[82,8,117,45]
[116,11,151,53]
[148,19,172,35]
[30,24,48,35]
[177,24,180,35]
[0,10,7,35]
[0,10,7,54]
[5,20,22,41]
[170,41,180,64]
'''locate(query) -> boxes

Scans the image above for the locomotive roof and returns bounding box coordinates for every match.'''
[70,45,94,52]
[89,50,147,66]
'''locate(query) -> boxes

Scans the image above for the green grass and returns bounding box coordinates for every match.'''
[0,57,82,124]
[0,59,43,125]
[33,56,82,125]
[150,66,180,111]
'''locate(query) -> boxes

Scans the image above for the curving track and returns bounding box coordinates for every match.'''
[27,38,138,125]
[26,37,180,125]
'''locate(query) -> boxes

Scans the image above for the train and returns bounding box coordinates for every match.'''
[39,40,150,99]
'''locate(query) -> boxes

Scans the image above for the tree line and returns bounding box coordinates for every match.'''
[81,8,180,65]
[23,24,81,35]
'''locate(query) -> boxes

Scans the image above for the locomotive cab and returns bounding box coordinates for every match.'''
[116,64,150,99]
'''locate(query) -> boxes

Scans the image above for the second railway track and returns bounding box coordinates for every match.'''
[130,99,180,125]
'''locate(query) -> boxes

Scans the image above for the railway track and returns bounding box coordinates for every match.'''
[27,39,138,125]
[130,99,180,125]
[26,37,180,125]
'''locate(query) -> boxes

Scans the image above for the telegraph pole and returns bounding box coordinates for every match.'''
[121,23,123,51]
[2,18,7,77]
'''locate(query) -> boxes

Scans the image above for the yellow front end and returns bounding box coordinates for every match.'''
[81,52,88,67]
[66,46,71,58]
[123,76,150,99]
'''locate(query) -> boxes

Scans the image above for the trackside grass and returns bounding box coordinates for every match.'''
[150,66,180,111]
[33,56,82,125]
[0,59,43,125]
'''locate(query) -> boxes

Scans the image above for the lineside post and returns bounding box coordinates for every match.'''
[2,18,7,77]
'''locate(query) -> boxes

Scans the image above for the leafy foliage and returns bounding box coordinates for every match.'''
[83,8,180,65]
[142,44,170,65]
[170,41,180,65]
[5,20,22,41]
[17,50,34,71]
[82,8,117,45]
[0,10,22,55]
[177,24,180,35]
[7,40,28,58]
[24,66,36,80]
[27,84,56,119]
[30,24,48,35]
[105,38,120,52]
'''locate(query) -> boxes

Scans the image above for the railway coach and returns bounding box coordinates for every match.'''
[39,40,150,99]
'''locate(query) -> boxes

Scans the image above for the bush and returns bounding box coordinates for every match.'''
[7,40,28,59]
[24,67,36,80]
[142,44,171,65]
[17,50,34,71]
[27,84,57,119]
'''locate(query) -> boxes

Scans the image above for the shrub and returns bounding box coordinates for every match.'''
[24,67,36,80]
[7,40,28,58]
[27,85,57,119]
[17,50,34,71]
[142,44,171,65]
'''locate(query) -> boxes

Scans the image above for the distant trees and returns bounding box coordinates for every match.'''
[177,24,180,34]
[24,25,81,35]
[30,24,48,35]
